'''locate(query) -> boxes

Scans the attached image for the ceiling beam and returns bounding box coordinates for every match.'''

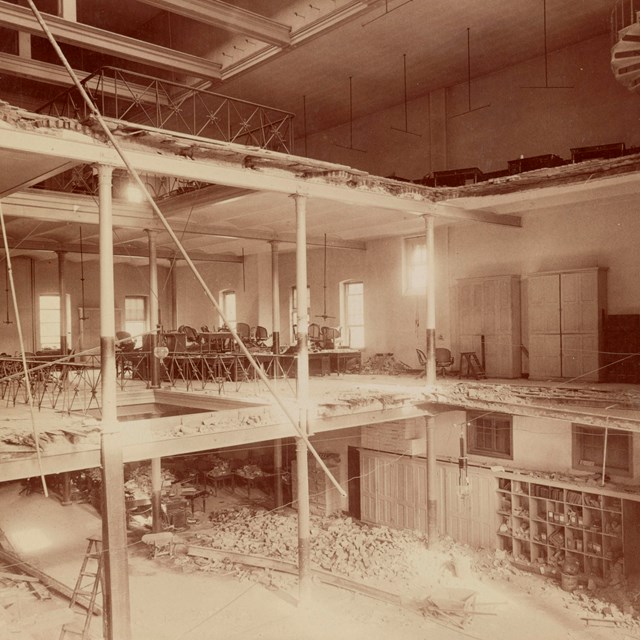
[0,1,221,81]
[3,190,367,250]
[137,0,291,47]
[220,0,378,81]
[2,238,242,263]
[0,53,170,104]
[0,159,78,198]
[0,127,522,227]
[426,202,522,228]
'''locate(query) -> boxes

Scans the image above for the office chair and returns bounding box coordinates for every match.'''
[416,348,427,378]
[435,347,455,376]
[236,322,251,343]
[321,326,340,350]
[253,326,269,348]
[116,331,136,352]
[308,323,323,350]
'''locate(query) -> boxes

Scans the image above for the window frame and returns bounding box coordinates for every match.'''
[341,280,364,349]
[39,294,71,350]
[572,424,632,476]
[220,289,237,329]
[466,411,513,459]
[403,235,427,295]
[124,295,148,348]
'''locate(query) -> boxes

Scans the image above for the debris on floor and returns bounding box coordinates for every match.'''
[360,353,417,375]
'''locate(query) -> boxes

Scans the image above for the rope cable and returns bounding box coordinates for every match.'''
[24,0,344,498]
[0,203,48,497]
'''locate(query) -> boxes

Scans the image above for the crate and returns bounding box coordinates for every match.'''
[507,154,565,174]
[571,142,625,163]
[433,167,484,187]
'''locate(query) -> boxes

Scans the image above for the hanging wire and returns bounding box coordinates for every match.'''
[24,0,344,497]
[78,226,89,321]
[0,203,48,496]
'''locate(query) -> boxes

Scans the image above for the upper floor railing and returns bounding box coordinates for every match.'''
[611,0,640,43]
[37,66,295,154]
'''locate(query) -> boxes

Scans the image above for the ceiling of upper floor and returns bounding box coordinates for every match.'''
[0,0,616,135]
[0,0,631,264]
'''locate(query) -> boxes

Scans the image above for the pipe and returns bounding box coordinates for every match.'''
[147,229,160,388]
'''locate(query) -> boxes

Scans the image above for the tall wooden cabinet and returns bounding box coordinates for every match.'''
[458,275,521,378]
[528,268,607,381]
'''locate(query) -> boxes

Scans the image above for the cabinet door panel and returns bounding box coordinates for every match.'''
[529,334,561,378]
[529,275,560,334]
[562,333,599,381]
[561,271,599,333]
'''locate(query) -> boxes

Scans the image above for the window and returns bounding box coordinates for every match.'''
[39,294,71,349]
[220,290,236,329]
[124,296,147,347]
[467,412,512,459]
[342,281,364,348]
[404,236,427,295]
[572,424,632,475]
[290,286,310,339]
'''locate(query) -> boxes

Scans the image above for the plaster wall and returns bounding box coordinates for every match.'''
[302,35,640,180]
[434,411,639,485]
[0,256,171,354]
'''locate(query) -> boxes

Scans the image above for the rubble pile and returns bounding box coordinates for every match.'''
[124,464,176,499]
[360,353,415,375]
[190,508,430,588]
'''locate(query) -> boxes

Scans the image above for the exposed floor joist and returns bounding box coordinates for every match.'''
[137,0,291,47]
[0,0,221,81]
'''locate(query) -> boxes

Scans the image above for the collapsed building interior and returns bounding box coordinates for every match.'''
[1,0,640,638]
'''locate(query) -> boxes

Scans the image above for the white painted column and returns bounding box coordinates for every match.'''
[426,415,438,546]
[293,194,311,603]
[57,251,67,355]
[424,214,436,384]
[98,164,131,640]
[58,0,77,21]
[271,240,284,508]
[147,229,160,389]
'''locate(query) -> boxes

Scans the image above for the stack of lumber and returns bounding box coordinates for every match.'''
[194,508,426,586]
[0,566,73,638]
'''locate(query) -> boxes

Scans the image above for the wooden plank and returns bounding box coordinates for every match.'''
[0,570,40,582]
[0,549,101,615]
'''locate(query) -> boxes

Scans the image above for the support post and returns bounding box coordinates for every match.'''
[271,240,284,509]
[147,229,160,389]
[151,457,162,532]
[425,415,438,546]
[293,194,311,604]
[424,215,437,384]
[171,264,178,330]
[98,164,131,640]
[271,240,281,356]
[57,250,67,356]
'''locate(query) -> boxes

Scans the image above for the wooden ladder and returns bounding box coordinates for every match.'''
[59,535,104,640]
[459,351,486,379]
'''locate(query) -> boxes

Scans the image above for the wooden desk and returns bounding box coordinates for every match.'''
[180,486,207,515]
[205,471,234,496]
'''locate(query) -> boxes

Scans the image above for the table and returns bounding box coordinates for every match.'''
[205,471,234,496]
[179,486,207,515]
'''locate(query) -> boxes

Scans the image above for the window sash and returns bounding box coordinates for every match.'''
[573,425,631,473]
[404,236,427,295]
[344,281,364,348]
[467,413,512,458]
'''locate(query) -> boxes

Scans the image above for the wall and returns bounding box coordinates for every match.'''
[302,35,640,180]
[434,411,640,486]
[0,256,171,354]
[276,245,365,345]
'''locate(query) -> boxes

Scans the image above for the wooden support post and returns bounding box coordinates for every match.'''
[98,164,131,640]
[151,457,162,533]
[57,250,67,355]
[425,415,438,546]
[424,215,436,384]
[60,471,72,506]
[293,193,311,604]
[271,240,280,356]
[147,229,160,389]
[171,264,178,330]
[274,439,283,509]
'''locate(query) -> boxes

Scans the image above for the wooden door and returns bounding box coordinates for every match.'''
[347,446,361,519]
[529,333,561,378]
